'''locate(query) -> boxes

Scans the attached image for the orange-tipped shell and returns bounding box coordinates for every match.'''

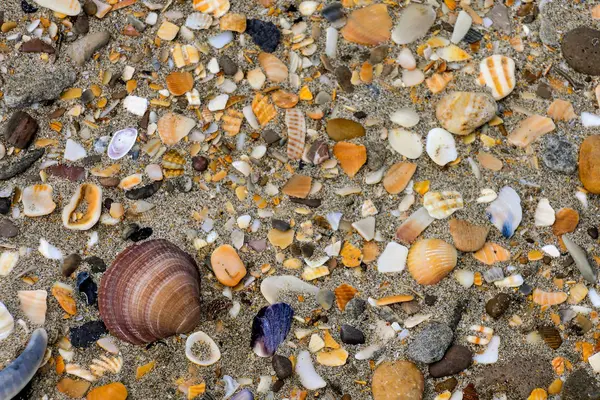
[341,4,392,46]
[473,242,510,265]
[407,239,457,285]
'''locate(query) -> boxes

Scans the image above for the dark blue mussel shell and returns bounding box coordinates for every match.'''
[250,303,293,357]
[230,389,254,400]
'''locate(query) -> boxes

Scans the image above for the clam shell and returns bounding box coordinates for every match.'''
[108,128,137,160]
[477,55,516,100]
[158,113,196,146]
[22,184,56,217]
[220,13,246,33]
[18,290,47,325]
[98,239,202,345]
[272,90,299,109]
[186,12,212,30]
[383,162,417,194]
[252,93,276,126]
[395,207,434,244]
[449,219,489,252]
[547,99,576,121]
[251,303,293,357]
[185,331,221,366]
[389,129,423,159]
[260,275,319,304]
[426,128,457,166]
[407,239,457,285]
[333,142,367,178]
[0,301,14,340]
[87,382,128,400]
[423,191,464,219]
[568,283,588,305]
[193,0,230,17]
[335,283,358,311]
[532,289,567,307]
[483,267,504,283]
[391,3,435,45]
[166,71,194,96]
[211,244,247,286]
[258,52,288,83]
[341,4,392,46]
[222,109,244,137]
[33,0,81,15]
[435,92,497,135]
[473,242,510,265]
[486,186,522,238]
[285,108,306,160]
[507,115,556,147]
[62,183,102,231]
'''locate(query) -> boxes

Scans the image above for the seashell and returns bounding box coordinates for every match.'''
[568,283,588,304]
[272,90,299,109]
[395,207,434,244]
[423,191,464,219]
[108,128,137,160]
[87,382,128,400]
[56,378,91,398]
[377,242,408,273]
[99,239,202,345]
[538,326,562,350]
[333,142,367,178]
[22,184,56,217]
[562,234,598,283]
[426,72,453,94]
[435,92,497,136]
[282,175,312,199]
[119,174,142,190]
[222,109,243,137]
[0,302,14,340]
[534,198,555,227]
[185,331,221,366]
[532,289,567,307]
[547,99,576,121]
[91,164,120,177]
[211,244,247,287]
[426,128,457,166]
[247,68,266,90]
[335,283,359,311]
[157,21,180,41]
[527,388,547,400]
[0,328,48,400]
[449,219,489,252]
[296,350,326,390]
[172,44,200,68]
[455,269,475,288]
[251,303,293,357]
[392,3,435,45]
[437,45,471,62]
[193,0,230,17]
[258,52,288,83]
[220,13,246,33]
[260,275,319,304]
[186,12,212,30]
[352,217,376,241]
[390,108,419,128]
[507,115,556,147]
[33,0,81,15]
[158,113,196,146]
[18,290,47,325]
[552,208,579,236]
[483,267,504,283]
[302,266,330,281]
[407,239,457,285]
[39,238,63,260]
[62,183,102,231]
[476,55,516,100]
[472,336,500,364]
[383,162,417,194]
[97,337,119,354]
[65,364,97,382]
[494,274,523,288]
[486,186,521,238]
[51,282,76,316]
[389,129,423,159]
[317,348,348,366]
[252,93,277,126]
[166,71,194,96]
[473,242,510,265]
[341,4,392,46]
[285,109,306,160]
[477,152,502,171]
[230,389,254,400]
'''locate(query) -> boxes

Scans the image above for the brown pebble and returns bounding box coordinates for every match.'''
[435,377,458,393]
[112,90,128,100]
[48,108,67,119]
[99,177,120,187]
[83,0,97,15]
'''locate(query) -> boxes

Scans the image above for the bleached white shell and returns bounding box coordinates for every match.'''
[454,269,474,288]
[325,27,338,59]
[494,274,523,288]
[534,198,555,227]
[423,191,464,219]
[0,251,19,276]
[299,1,319,16]
[296,350,326,390]
[426,128,457,166]
[402,69,424,87]
[541,245,560,258]
[404,314,432,328]
[486,186,522,238]
[0,301,14,340]
[260,275,319,304]
[185,12,212,30]
[397,48,416,70]
[392,4,436,45]
[38,238,63,260]
[589,288,600,307]
[185,331,221,366]
[390,108,419,127]
[477,188,497,203]
[108,128,138,160]
[208,31,233,49]
[483,267,504,283]
[33,0,81,16]
[451,11,472,44]
[232,160,251,177]
[351,217,375,241]
[581,112,600,127]
[22,184,56,217]
[64,139,87,162]
[308,334,325,353]
[377,242,408,273]
[123,96,149,116]
[473,335,500,364]
[389,129,423,159]
[145,164,163,181]
[97,337,119,354]
[208,94,228,111]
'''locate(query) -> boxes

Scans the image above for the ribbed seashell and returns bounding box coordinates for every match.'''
[395,207,434,244]
[534,198,555,227]
[486,186,522,238]
[567,283,588,305]
[0,329,48,400]
[0,301,14,340]
[22,184,56,217]
[98,239,202,345]
[258,52,288,83]
[532,289,567,307]
[483,267,504,283]
[272,90,299,109]
[186,331,221,366]
[538,326,562,350]
[335,283,358,311]
[166,71,194,96]
[507,115,556,147]
[158,113,196,146]
[423,191,464,219]
[65,364,97,382]
[108,128,137,160]
[89,355,123,377]
[52,282,76,316]
[18,290,47,325]
[435,92,497,136]
[282,174,312,198]
[62,183,102,231]
[547,99,576,121]
[302,266,330,281]
[87,382,128,400]
[252,93,276,126]
[342,4,392,46]
[476,55,516,100]
[449,219,489,252]
[285,108,306,160]
[251,303,293,357]
[33,0,81,15]
[473,242,510,265]
[186,12,213,30]
[527,388,548,400]
[494,274,523,288]
[407,239,457,285]
[193,0,229,17]
[222,109,243,136]
[220,13,246,33]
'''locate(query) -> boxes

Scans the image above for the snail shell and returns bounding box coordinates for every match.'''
[99,239,202,345]
[407,239,457,285]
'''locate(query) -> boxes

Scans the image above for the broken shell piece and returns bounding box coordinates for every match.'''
[547,99,576,121]
[389,129,423,159]
[423,191,464,219]
[383,162,417,194]
[391,3,435,45]
[494,274,524,288]
[186,12,212,30]
[108,128,137,160]
[119,174,142,190]
[260,275,319,304]
[407,239,457,285]
[22,184,56,217]
[534,198,555,227]
[486,186,522,238]
[426,128,457,166]
[0,302,14,340]
[568,283,588,305]
[352,217,375,241]
[251,303,293,357]
[296,350,326,390]
[532,289,567,307]
[477,188,497,203]
[473,242,510,265]
[473,335,500,364]
[377,242,408,273]
[158,113,196,146]
[449,219,489,252]
[0,251,19,276]
[395,207,434,244]
[282,175,312,198]
[333,142,367,177]
[38,238,63,260]
[34,0,81,15]
[507,115,556,147]
[65,364,97,382]
[220,13,246,32]
[435,92,497,136]
[166,71,194,96]
[97,337,119,354]
[258,52,288,83]
[89,355,123,377]
[18,290,47,325]
[483,267,504,283]
[317,348,348,367]
[193,0,230,17]
[437,45,471,62]
[285,109,306,160]
[51,282,76,316]
[390,108,419,128]
[185,331,221,366]
[477,55,516,100]
[62,183,102,231]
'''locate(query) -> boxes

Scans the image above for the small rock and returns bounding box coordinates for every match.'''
[588,226,599,240]
[435,377,458,393]
[563,369,600,400]
[375,306,400,324]
[301,243,314,257]
[372,361,424,400]
[246,19,280,53]
[340,325,365,345]
[0,219,18,238]
[67,31,111,66]
[335,66,354,93]
[4,65,76,108]
[121,223,140,240]
[130,227,153,242]
[369,46,388,64]
[219,55,238,76]
[21,38,55,54]
[4,111,38,149]
[99,177,120,188]
[272,355,293,379]
[83,0,97,15]
[0,199,10,215]
[367,144,385,171]
[579,135,600,193]
[85,256,106,273]
[406,322,453,364]
[424,294,437,306]
[262,129,280,145]
[316,289,335,310]
[562,27,600,75]
[345,297,366,319]
[326,119,365,141]
[539,12,559,47]
[314,91,331,106]
[321,2,344,23]
[62,254,82,277]
[192,156,208,172]
[306,140,329,165]
[428,345,472,378]
[125,181,162,200]
[176,176,193,193]
[74,13,89,35]
[536,82,552,99]
[486,2,511,33]
[541,135,577,174]
[0,148,45,181]
[485,293,511,319]
[272,219,290,232]
[70,320,108,348]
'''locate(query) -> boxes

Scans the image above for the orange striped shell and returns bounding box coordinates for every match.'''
[334,283,358,311]
[252,93,276,126]
[222,109,243,136]
[341,4,392,46]
[473,242,510,265]
[258,52,288,83]
[285,108,306,160]
[407,239,457,285]
[532,289,567,306]
[477,55,516,100]
[567,283,588,304]
[192,0,230,17]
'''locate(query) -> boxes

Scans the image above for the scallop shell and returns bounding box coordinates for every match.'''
[51,282,76,316]
[426,128,457,166]
[333,142,366,178]
[0,301,14,340]
[449,219,489,252]
[473,242,510,265]
[18,290,47,325]
[341,4,392,46]
[547,99,576,121]
[534,198,555,227]
[186,12,213,30]
[285,108,306,160]
[108,128,138,160]
[395,207,434,244]
[407,239,457,285]
[552,208,579,236]
[335,283,358,311]
[272,90,299,109]
[538,326,562,350]
[507,115,556,147]
[252,93,277,126]
[98,239,202,345]
[532,289,567,307]
[90,355,123,377]
[222,109,244,136]
[258,52,288,83]
[568,283,588,305]
[423,191,464,219]
[22,184,56,217]
[62,183,102,231]
[486,186,522,238]
[251,303,293,357]
[185,331,221,366]
[87,382,128,400]
[193,0,230,17]
[166,71,194,96]
[220,13,246,32]
[158,113,196,146]
[33,0,81,15]
[476,55,516,100]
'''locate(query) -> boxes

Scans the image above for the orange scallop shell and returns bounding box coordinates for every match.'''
[333,142,367,178]
[272,90,299,109]
[222,109,244,136]
[341,4,392,46]
[258,52,288,83]
[532,289,567,307]
[251,93,277,126]
[473,242,510,265]
[335,283,358,311]
[407,239,457,285]
[87,382,128,400]
[166,71,194,96]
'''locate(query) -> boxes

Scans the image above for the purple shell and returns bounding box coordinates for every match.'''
[107,128,137,160]
[250,303,293,357]
[230,389,254,400]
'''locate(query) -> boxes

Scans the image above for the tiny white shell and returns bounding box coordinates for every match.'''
[541,245,560,258]
[534,198,555,227]
[494,274,523,288]
[299,0,319,16]
[185,331,221,366]
[454,269,474,288]
[426,128,457,166]
[64,139,87,162]
[296,350,326,390]
[390,108,420,127]
[476,188,497,203]
[108,128,138,160]
[38,238,63,260]
[397,48,416,70]
[472,335,500,364]
[185,12,212,30]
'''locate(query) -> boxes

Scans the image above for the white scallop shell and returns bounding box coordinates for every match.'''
[0,301,14,340]
[389,128,423,159]
[185,12,212,30]
[534,198,555,227]
[426,128,457,166]
[108,128,138,160]
[185,331,221,366]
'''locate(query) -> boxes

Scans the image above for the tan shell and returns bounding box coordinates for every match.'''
[435,92,497,135]
[477,152,503,171]
[552,208,579,236]
[258,52,288,83]
[448,219,489,252]
[220,13,246,32]
[532,289,567,306]
[118,174,142,190]
[57,378,91,398]
[507,115,556,147]
[476,55,516,100]
[383,162,417,194]
[341,4,392,46]
[333,142,367,178]
[172,44,200,68]
[282,175,312,198]
[52,282,76,315]
[157,21,180,41]
[272,90,299,109]
[158,113,196,145]
[285,108,306,160]
[87,382,128,400]
[222,109,244,136]
[193,0,230,17]
[166,71,194,96]
[211,244,247,286]
[547,99,576,121]
[407,239,457,285]
[567,283,588,305]
[334,283,358,311]
[473,242,510,265]
[62,183,102,231]
[18,290,47,325]
[162,149,185,178]
[426,72,453,94]
[22,184,56,217]
[252,93,277,126]
[423,191,464,219]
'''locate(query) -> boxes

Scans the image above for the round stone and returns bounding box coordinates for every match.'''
[192,156,208,172]
[579,135,600,193]
[562,27,600,76]
[541,135,577,174]
[372,361,424,400]
[406,322,453,364]
[485,293,511,319]
[272,355,293,379]
[428,345,472,378]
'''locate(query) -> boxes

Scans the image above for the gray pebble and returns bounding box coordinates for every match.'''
[67,31,111,66]
[315,91,331,106]
[486,2,511,34]
[562,369,600,400]
[4,65,76,108]
[219,55,238,76]
[367,144,385,171]
[176,176,193,193]
[407,322,453,364]
[541,135,577,174]
[340,324,365,345]
[316,289,335,310]
[344,297,366,319]
[0,219,18,238]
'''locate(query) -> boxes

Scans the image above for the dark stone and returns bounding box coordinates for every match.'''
[21,0,38,13]
[289,197,321,208]
[366,144,385,171]
[519,283,533,295]
[375,306,400,324]
[83,0,97,15]
[21,38,55,54]
[340,325,365,345]
[272,219,290,231]
[219,55,238,76]
[369,46,388,64]
[429,345,472,378]
[0,198,10,215]
[563,369,600,400]
[321,2,344,23]
[306,140,329,165]
[0,148,45,181]
[125,181,162,200]
[301,243,314,257]
[345,298,366,319]
[81,89,95,103]
[541,135,577,174]
[74,13,90,35]
[48,108,66,119]
[290,243,302,257]
[424,294,437,306]
[462,28,483,44]
[192,156,209,172]
[5,111,38,149]
[353,111,367,119]
[99,177,120,187]
[335,66,354,93]
[82,155,102,166]
[562,27,600,76]
[62,254,82,277]
[588,226,599,239]
[272,380,284,393]
[0,219,18,238]
[485,293,511,318]
[85,256,106,273]
[70,320,108,348]
[246,19,281,53]
[121,223,140,240]
[435,377,458,393]
[112,90,128,100]
[272,355,293,379]
[262,129,280,145]
[536,82,552,99]
[76,271,97,305]
[449,299,468,331]
[407,322,453,364]
[130,227,153,242]
[46,165,86,181]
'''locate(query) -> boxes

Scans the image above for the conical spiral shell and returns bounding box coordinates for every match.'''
[407,239,457,285]
[99,239,202,345]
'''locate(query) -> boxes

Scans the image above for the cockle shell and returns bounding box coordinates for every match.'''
[272,90,299,109]
[98,239,202,345]
[220,13,246,33]
[18,290,47,325]
[389,129,423,159]
[251,303,293,357]
[62,183,102,231]
[477,55,516,100]
[407,239,457,285]
[473,242,510,265]
[435,92,497,135]
[285,108,306,160]
[341,4,392,46]
[0,301,14,340]
[193,0,230,17]
[108,128,137,160]
[507,115,556,147]
[449,219,489,252]
[258,52,288,83]
[33,0,81,15]
[166,71,194,96]
[532,289,567,307]
[185,331,221,366]
[568,283,588,305]
[395,207,434,244]
[252,93,276,126]
[333,142,367,178]
[186,13,213,30]
[423,191,464,219]
[486,186,522,238]
[158,113,196,146]
[22,184,56,217]
[162,149,185,178]
[534,198,555,227]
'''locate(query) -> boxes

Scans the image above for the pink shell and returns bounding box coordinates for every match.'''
[108,128,137,160]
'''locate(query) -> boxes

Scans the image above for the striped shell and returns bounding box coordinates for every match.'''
[567,283,588,304]
[99,239,202,345]
[532,289,567,307]
[507,115,556,147]
[395,207,434,245]
[222,109,244,136]
[192,0,230,17]
[473,242,510,265]
[258,52,288,83]
[220,13,246,33]
[334,283,358,311]
[341,4,392,46]
[538,326,562,350]
[185,13,213,30]
[423,191,464,219]
[407,239,457,285]
[166,71,194,96]
[333,142,367,178]
[62,183,102,231]
[18,290,47,325]
[162,150,185,178]
[22,184,56,217]
[302,266,330,281]
[477,55,516,100]
[285,108,306,160]
[252,93,277,126]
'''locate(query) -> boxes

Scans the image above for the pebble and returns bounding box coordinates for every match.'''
[219,55,238,76]
[579,135,600,193]
[372,361,424,400]
[125,181,162,200]
[428,345,472,378]
[406,322,453,364]
[246,19,280,53]
[85,256,106,273]
[536,82,552,99]
[176,176,193,193]
[563,369,600,400]
[321,2,344,23]
[588,226,599,239]
[541,135,577,174]
[62,254,82,277]
[271,219,290,232]
[562,27,600,75]
[486,2,511,33]
[272,355,293,379]
[435,377,458,393]
[344,297,366,319]
[74,13,89,35]
[334,66,354,93]
[192,156,208,172]
[0,199,10,215]
[0,219,18,238]
[366,144,385,171]
[369,46,388,64]
[4,111,38,149]
[21,38,55,54]
[316,289,335,310]
[99,177,120,188]
[0,148,45,181]
[130,227,153,242]
[326,119,365,141]
[83,0,97,15]
[340,324,365,345]
[4,64,76,108]
[485,293,511,319]
[70,320,108,348]
[67,31,111,66]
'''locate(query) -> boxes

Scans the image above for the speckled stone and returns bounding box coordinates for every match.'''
[563,369,600,400]
[407,322,453,364]
[562,27,600,75]
[541,135,577,174]
[4,65,76,108]
[0,218,18,238]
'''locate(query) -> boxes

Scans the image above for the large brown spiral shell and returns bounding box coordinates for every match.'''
[99,239,202,345]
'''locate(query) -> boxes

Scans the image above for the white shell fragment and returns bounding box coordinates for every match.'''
[423,191,464,219]
[296,350,326,390]
[486,186,522,238]
[38,238,63,260]
[451,11,472,44]
[64,139,87,162]
[325,27,338,59]
[0,301,14,340]
[260,275,319,304]
[389,129,423,159]
[473,335,500,364]
[352,217,375,241]
[477,188,498,203]
[123,96,149,116]
[185,13,212,30]
[377,242,408,273]
[392,4,436,45]
[22,184,56,217]
[0,251,19,276]
[185,331,221,366]
[477,55,516,100]
[108,128,138,160]
[562,234,598,283]
[390,108,420,127]
[494,274,524,288]
[426,128,457,166]
[534,198,555,227]
[454,269,474,288]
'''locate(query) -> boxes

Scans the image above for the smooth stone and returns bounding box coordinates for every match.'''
[0,218,18,238]
[4,111,38,149]
[4,65,76,108]
[541,135,577,174]
[83,0,97,15]
[129,227,153,242]
[321,2,344,23]
[62,253,82,277]
[486,2,511,33]
[563,369,600,400]
[316,289,335,310]
[367,144,385,171]
[370,46,388,64]
[406,322,453,364]
[579,135,600,193]
[125,181,161,200]
[428,345,472,378]
[335,66,354,93]
[340,324,365,345]
[246,19,280,53]
[211,245,247,286]
[219,55,238,76]
[272,219,290,232]
[192,156,208,172]
[345,297,366,319]
[314,91,331,106]
[176,176,193,193]
[372,361,424,400]
[0,148,45,181]
[0,198,9,215]
[485,293,511,318]
[435,377,458,393]
[67,31,111,66]
[272,355,293,380]
[21,38,55,53]
[262,129,280,145]
[99,177,120,187]
[85,256,106,273]
[536,82,552,99]
[326,119,365,141]
[74,13,89,34]
[562,27,600,76]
